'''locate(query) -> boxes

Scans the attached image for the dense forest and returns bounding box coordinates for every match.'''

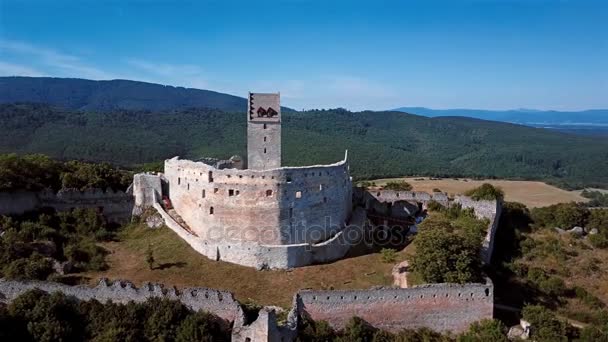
[1,103,607,189]
[0,77,248,112]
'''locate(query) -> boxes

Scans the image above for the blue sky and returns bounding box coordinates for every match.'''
[0,0,606,111]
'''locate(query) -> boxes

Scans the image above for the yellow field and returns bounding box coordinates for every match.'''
[83,224,403,307]
[371,177,587,208]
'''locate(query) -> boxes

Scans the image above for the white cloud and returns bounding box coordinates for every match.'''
[0,39,116,80]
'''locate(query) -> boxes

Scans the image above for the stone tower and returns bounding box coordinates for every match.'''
[247,92,281,170]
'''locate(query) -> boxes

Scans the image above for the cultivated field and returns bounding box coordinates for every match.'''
[84,224,404,307]
[371,177,587,208]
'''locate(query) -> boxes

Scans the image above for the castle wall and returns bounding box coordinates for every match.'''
[368,190,449,207]
[133,173,163,208]
[454,196,503,264]
[164,156,352,246]
[0,278,243,324]
[0,188,134,223]
[153,198,363,269]
[0,191,39,215]
[297,281,494,333]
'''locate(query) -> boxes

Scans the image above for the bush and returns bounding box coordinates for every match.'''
[589,234,608,248]
[464,183,504,201]
[176,311,226,341]
[380,248,397,263]
[521,305,567,341]
[457,319,508,342]
[410,217,482,284]
[573,287,605,309]
[382,181,413,191]
[426,200,443,212]
[298,318,337,341]
[3,254,53,280]
[340,317,377,342]
[0,208,118,280]
[530,202,589,230]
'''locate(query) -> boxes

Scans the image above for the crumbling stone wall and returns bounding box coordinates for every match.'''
[454,196,503,264]
[132,173,163,215]
[0,278,243,323]
[153,197,366,269]
[297,281,494,333]
[0,277,494,340]
[0,188,134,223]
[368,190,449,207]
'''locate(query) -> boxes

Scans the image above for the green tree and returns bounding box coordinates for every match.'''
[521,305,567,342]
[457,319,508,342]
[297,318,337,342]
[464,183,504,201]
[338,316,377,342]
[176,311,227,342]
[410,217,483,284]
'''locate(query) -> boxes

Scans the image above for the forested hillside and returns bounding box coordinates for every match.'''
[1,103,607,188]
[0,77,247,112]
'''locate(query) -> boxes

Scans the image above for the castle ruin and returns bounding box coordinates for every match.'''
[133,93,354,269]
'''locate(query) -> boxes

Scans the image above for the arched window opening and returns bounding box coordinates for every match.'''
[266,189,273,197]
[209,207,214,215]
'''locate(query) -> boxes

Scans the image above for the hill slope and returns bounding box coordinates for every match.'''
[1,104,607,188]
[0,76,247,112]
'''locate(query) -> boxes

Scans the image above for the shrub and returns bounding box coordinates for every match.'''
[298,318,337,341]
[457,319,508,342]
[573,287,605,309]
[589,234,608,248]
[410,218,482,284]
[521,305,567,341]
[530,202,589,230]
[340,317,377,342]
[382,181,413,191]
[380,248,397,263]
[464,183,504,201]
[3,253,53,280]
[426,200,443,212]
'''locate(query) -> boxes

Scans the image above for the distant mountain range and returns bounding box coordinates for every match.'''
[393,107,608,126]
[0,76,248,112]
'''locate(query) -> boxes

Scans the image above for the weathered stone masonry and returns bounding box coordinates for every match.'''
[0,277,493,339]
[0,188,134,223]
[0,278,243,324]
[298,281,494,334]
